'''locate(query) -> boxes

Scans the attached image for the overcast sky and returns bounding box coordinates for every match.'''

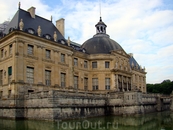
[0,0,173,83]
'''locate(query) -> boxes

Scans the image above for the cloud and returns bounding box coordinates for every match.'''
[0,0,173,83]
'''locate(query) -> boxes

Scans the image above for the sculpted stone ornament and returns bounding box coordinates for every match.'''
[67,37,70,46]
[19,19,24,30]
[53,31,57,41]
[115,62,118,69]
[37,26,41,36]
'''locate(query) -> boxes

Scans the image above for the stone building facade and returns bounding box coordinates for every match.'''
[0,4,172,120]
[0,5,146,99]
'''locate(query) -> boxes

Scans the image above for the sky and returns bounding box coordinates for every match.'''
[0,0,173,84]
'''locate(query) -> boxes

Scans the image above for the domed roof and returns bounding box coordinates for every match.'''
[81,17,123,54]
[81,35,123,54]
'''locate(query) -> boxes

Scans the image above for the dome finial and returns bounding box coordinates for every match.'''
[100,17,102,22]
[18,2,21,9]
[95,17,107,35]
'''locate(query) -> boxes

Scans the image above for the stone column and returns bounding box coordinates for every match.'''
[131,78,133,91]
[127,77,129,91]
[122,75,124,92]
[116,74,119,91]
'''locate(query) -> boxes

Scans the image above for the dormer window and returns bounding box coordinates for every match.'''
[44,34,51,40]
[9,28,15,33]
[27,28,35,34]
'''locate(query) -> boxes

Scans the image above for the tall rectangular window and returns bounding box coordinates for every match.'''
[105,61,110,68]
[92,78,98,90]
[105,78,110,90]
[45,70,51,86]
[0,70,3,86]
[8,66,12,84]
[9,44,12,55]
[0,91,2,98]
[61,73,66,87]
[74,58,78,66]
[8,90,11,98]
[84,61,88,68]
[61,53,65,63]
[1,49,3,58]
[84,78,88,90]
[74,76,78,89]
[92,62,97,68]
[27,45,34,55]
[26,67,34,84]
[46,49,51,59]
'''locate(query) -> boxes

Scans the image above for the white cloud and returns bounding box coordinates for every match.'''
[0,0,173,83]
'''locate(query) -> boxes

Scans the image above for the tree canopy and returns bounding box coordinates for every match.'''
[147,80,173,95]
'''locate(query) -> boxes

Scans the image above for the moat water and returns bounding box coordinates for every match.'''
[0,111,173,130]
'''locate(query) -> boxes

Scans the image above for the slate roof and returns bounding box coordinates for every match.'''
[81,35,123,54]
[4,7,65,41]
[129,56,141,71]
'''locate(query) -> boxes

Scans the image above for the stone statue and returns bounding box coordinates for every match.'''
[19,19,24,31]
[115,62,118,69]
[37,26,41,36]
[53,31,57,41]
[67,37,70,46]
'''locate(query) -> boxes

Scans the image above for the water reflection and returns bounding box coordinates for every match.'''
[0,111,172,130]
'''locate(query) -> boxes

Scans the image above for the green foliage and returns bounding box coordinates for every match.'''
[147,80,173,95]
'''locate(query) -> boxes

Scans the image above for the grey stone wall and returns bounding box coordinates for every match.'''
[0,90,171,120]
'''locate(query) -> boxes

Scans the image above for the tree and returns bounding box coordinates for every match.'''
[147,80,173,95]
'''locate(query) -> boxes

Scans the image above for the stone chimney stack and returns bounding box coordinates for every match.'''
[28,7,36,18]
[56,18,65,37]
[129,53,133,57]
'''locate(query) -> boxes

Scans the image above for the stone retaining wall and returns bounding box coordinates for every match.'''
[0,90,172,120]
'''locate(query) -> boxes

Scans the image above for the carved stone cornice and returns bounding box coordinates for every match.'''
[58,62,69,67]
[53,49,59,53]
[36,45,44,49]
[0,55,13,62]
[74,71,79,75]
[42,58,55,64]
[111,69,132,76]
[23,54,38,60]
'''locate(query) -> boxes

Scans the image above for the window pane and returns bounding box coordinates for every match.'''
[105,62,110,68]
[46,49,51,59]
[92,78,98,90]
[92,62,97,68]
[84,78,88,90]
[105,78,110,90]
[45,70,51,86]
[61,73,66,87]
[74,58,78,66]
[74,76,78,89]
[84,61,88,68]
[27,67,34,83]
[28,45,33,55]
[61,54,65,63]
[8,66,12,75]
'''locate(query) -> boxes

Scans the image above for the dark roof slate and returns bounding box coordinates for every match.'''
[4,8,64,40]
[129,56,140,70]
[81,35,123,54]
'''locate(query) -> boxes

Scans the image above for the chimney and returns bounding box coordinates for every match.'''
[129,53,133,57]
[28,7,36,18]
[56,18,65,37]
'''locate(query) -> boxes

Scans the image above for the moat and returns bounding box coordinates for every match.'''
[0,111,172,130]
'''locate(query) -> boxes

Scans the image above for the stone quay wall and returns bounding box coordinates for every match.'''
[0,90,172,120]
